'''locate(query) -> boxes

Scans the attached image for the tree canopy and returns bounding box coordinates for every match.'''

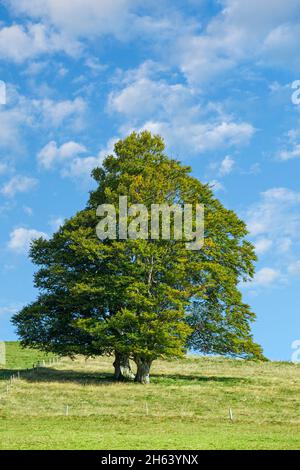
[13,131,264,383]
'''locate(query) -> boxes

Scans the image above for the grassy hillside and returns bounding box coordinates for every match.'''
[1,341,55,372]
[0,342,300,450]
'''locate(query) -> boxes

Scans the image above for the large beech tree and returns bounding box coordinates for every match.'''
[13,132,264,384]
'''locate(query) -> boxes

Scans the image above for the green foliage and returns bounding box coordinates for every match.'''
[187,300,265,360]
[13,131,264,376]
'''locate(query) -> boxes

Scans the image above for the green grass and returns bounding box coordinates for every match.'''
[1,341,55,371]
[1,342,300,450]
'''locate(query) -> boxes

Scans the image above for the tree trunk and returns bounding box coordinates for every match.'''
[113,351,134,381]
[134,357,152,384]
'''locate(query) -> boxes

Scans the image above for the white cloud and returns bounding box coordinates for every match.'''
[288,261,300,276]
[109,63,255,154]
[208,179,225,193]
[0,85,87,152]
[262,23,300,69]
[5,0,147,48]
[49,217,65,231]
[174,0,300,85]
[108,61,195,119]
[247,187,300,238]
[0,87,34,149]
[279,144,300,161]
[23,61,48,76]
[246,187,300,287]
[85,57,107,73]
[62,155,104,180]
[277,129,300,161]
[254,238,273,255]
[278,238,292,253]
[0,23,80,63]
[139,119,254,154]
[8,227,48,254]
[2,0,180,63]
[38,141,87,169]
[0,304,21,317]
[219,155,235,176]
[63,136,118,180]
[31,97,86,127]
[175,33,238,86]
[23,206,33,216]
[109,76,193,119]
[1,175,38,198]
[262,187,300,204]
[38,137,116,180]
[221,0,300,30]
[3,0,300,72]
[0,163,8,175]
[252,267,281,287]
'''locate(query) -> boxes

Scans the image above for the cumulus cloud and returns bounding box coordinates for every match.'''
[38,141,87,169]
[288,261,300,276]
[218,155,235,176]
[252,267,282,287]
[246,187,300,287]
[0,22,80,63]
[0,87,34,149]
[108,74,193,119]
[0,163,8,175]
[247,188,300,265]
[208,179,225,193]
[4,0,170,64]
[109,63,255,155]
[61,136,117,180]
[6,0,136,39]
[62,155,104,180]
[8,227,48,254]
[2,0,300,73]
[139,120,255,155]
[0,85,87,151]
[279,144,300,161]
[278,129,300,161]
[23,206,33,216]
[0,0,138,63]
[31,97,86,128]
[1,0,184,63]
[37,137,116,181]
[254,238,273,255]
[48,217,65,231]
[174,0,300,85]
[0,305,19,317]
[1,175,38,198]
[262,23,300,69]
[247,188,300,238]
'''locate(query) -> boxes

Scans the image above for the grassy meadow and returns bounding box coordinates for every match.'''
[0,342,299,450]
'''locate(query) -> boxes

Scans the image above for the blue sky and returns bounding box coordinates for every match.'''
[0,0,300,360]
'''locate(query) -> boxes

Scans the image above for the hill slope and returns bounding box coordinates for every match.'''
[0,342,299,450]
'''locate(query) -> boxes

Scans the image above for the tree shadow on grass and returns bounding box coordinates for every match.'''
[21,367,116,385]
[0,369,24,381]
[0,366,249,387]
[0,366,115,385]
[151,373,251,386]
